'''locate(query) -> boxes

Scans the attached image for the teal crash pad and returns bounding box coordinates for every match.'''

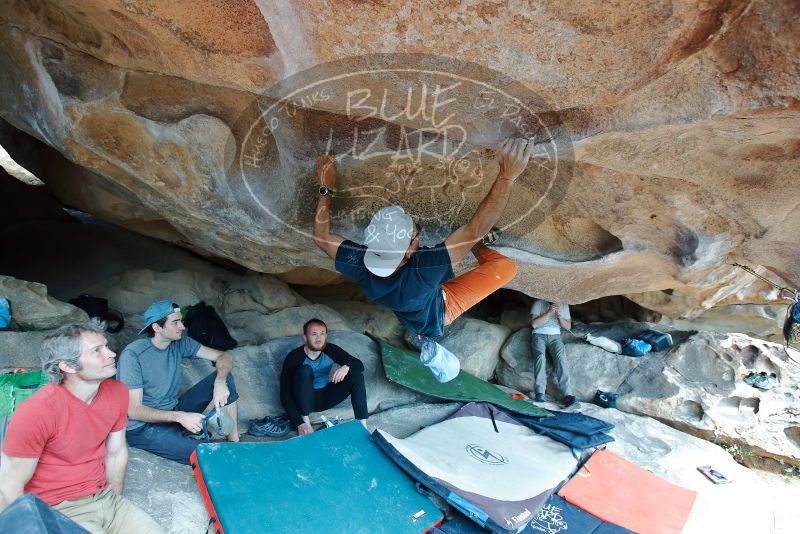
[377,338,551,418]
[192,422,442,534]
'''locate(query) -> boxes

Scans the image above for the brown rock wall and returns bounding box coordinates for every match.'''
[0,0,797,326]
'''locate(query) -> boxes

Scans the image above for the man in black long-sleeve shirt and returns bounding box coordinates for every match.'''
[280,318,368,436]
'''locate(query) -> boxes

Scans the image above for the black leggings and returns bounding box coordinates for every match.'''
[291,365,368,427]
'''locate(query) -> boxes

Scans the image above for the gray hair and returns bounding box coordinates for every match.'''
[41,319,107,384]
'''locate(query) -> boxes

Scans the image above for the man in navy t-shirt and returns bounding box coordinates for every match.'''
[279,318,367,436]
[312,138,535,380]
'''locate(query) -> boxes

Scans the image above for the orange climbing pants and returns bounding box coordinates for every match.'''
[442,247,517,326]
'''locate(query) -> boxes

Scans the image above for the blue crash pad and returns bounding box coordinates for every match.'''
[192,422,443,534]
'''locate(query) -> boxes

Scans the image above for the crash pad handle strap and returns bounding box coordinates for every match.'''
[576,463,592,478]
[446,492,489,526]
[415,482,434,499]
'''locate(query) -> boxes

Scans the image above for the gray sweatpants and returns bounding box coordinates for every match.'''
[531,333,571,397]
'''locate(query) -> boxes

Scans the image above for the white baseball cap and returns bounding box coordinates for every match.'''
[363,205,414,277]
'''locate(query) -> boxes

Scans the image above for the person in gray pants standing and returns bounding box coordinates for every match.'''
[530,300,576,407]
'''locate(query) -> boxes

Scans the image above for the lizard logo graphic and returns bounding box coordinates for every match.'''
[465,443,508,465]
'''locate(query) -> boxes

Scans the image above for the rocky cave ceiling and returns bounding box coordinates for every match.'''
[0,0,798,323]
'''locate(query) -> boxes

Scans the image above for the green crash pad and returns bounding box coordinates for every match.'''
[377,338,551,418]
[192,422,442,534]
[1,370,48,419]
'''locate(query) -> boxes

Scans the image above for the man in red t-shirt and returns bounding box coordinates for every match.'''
[0,320,163,533]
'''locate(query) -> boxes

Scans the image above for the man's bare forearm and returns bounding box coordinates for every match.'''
[105,448,127,494]
[313,195,333,245]
[531,313,551,328]
[0,484,21,514]
[214,353,233,381]
[463,174,514,241]
[0,455,37,514]
[129,403,181,424]
[312,154,344,259]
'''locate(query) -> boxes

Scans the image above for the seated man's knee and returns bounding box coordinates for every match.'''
[338,373,360,391]
[349,367,365,383]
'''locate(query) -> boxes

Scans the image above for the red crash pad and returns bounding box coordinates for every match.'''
[558,449,696,534]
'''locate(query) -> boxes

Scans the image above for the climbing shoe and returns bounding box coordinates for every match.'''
[248,414,290,437]
[562,395,578,408]
[744,371,762,386]
[534,394,546,403]
[761,373,779,389]
[745,371,778,390]
[481,227,501,246]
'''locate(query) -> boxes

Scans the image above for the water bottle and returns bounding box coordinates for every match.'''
[320,415,338,428]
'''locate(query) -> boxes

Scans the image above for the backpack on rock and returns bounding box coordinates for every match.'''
[183,301,237,351]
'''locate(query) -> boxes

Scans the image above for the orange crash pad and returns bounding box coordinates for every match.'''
[558,449,696,534]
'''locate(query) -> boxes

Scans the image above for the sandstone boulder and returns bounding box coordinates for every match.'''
[627,272,791,341]
[405,317,511,380]
[0,320,167,372]
[1,1,798,329]
[224,304,350,346]
[496,326,646,399]
[0,330,51,369]
[498,323,800,470]
[617,332,800,471]
[0,275,87,330]
[313,300,406,346]
[180,331,425,425]
[96,268,305,319]
[656,302,788,342]
[499,306,530,332]
[99,269,226,316]
[221,274,306,315]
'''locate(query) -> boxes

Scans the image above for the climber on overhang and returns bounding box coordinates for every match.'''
[312,138,535,382]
